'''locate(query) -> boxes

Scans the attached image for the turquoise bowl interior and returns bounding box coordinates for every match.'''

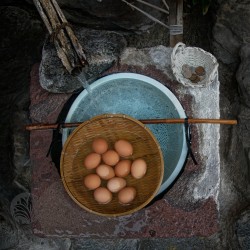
[62,73,188,195]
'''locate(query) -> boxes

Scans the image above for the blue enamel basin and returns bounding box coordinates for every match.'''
[62,73,188,195]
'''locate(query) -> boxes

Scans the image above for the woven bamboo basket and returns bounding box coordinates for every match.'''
[171,42,219,87]
[60,114,164,217]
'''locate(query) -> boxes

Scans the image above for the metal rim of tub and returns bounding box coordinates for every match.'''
[62,73,188,196]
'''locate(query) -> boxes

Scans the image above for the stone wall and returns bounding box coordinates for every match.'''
[212,0,250,248]
[26,0,167,31]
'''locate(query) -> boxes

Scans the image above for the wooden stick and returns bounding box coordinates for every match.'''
[140,118,238,124]
[33,0,72,72]
[34,0,73,72]
[162,0,169,10]
[33,0,53,33]
[41,0,78,67]
[122,0,169,29]
[50,0,88,67]
[135,0,169,14]
[33,0,87,74]
[25,118,238,131]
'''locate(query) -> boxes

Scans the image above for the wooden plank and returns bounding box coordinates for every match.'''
[169,0,183,47]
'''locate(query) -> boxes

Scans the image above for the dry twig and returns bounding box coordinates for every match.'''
[136,0,169,14]
[162,0,169,10]
[122,0,169,29]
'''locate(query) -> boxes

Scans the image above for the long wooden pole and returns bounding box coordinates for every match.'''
[25,118,238,131]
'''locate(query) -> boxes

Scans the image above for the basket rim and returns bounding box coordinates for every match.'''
[60,113,164,217]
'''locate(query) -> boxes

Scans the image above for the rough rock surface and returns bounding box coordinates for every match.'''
[212,0,250,248]
[0,5,44,187]
[40,28,127,93]
[237,43,250,152]
[26,0,167,31]
[236,208,250,250]
[0,5,46,250]
[0,202,18,250]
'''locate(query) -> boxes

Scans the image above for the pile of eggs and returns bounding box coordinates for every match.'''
[83,138,147,205]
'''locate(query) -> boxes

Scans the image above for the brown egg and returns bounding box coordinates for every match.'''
[114,139,133,157]
[131,158,147,179]
[84,174,101,190]
[107,177,126,193]
[102,150,120,166]
[118,187,136,204]
[94,187,112,204]
[92,138,108,154]
[84,153,101,170]
[96,164,115,180]
[114,160,131,177]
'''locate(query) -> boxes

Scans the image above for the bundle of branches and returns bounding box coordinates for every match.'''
[33,0,88,75]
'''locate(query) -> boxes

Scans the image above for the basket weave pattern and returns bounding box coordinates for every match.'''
[60,114,164,216]
[171,42,218,87]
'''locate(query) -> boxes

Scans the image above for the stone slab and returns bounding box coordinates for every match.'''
[39,28,127,93]
[30,46,220,238]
